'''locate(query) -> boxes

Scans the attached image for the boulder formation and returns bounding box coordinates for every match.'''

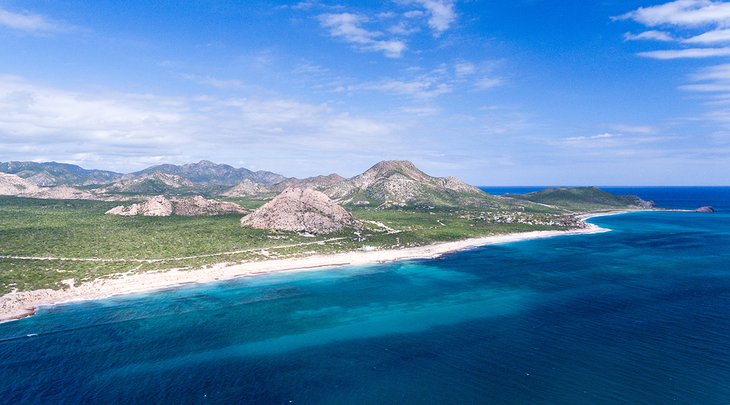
[106,195,174,216]
[106,195,246,217]
[240,188,360,234]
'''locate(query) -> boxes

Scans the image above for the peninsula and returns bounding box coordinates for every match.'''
[0,160,654,322]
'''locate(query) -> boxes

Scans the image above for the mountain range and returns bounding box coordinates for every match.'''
[0,159,654,212]
[0,160,286,189]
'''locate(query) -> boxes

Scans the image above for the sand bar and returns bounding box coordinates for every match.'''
[0,211,628,323]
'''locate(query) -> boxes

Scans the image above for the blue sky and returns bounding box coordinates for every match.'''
[0,0,729,185]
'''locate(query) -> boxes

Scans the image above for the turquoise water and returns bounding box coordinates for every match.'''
[1,189,729,403]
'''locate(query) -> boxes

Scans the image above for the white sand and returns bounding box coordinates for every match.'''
[0,211,624,323]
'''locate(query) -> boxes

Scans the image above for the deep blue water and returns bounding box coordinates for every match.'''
[482,186,730,211]
[1,188,729,403]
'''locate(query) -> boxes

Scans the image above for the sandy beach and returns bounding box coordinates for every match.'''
[0,211,626,323]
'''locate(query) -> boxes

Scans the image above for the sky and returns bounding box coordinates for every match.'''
[0,0,729,185]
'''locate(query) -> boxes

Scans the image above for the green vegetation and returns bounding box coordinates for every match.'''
[0,196,580,294]
[506,187,652,211]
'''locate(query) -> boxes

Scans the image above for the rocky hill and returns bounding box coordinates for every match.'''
[223,174,347,198]
[0,173,102,200]
[101,173,195,194]
[222,179,274,198]
[0,161,122,186]
[131,160,286,186]
[0,173,40,195]
[106,195,247,216]
[28,185,99,200]
[240,188,360,234]
[506,187,655,211]
[322,160,491,208]
[272,174,346,192]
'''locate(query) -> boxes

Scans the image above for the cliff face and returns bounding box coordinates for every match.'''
[240,188,360,234]
[106,195,247,217]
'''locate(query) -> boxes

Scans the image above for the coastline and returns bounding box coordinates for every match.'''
[0,211,626,323]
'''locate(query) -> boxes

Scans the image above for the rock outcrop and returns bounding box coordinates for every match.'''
[0,161,122,186]
[102,173,194,194]
[0,173,40,195]
[28,185,99,200]
[695,206,715,213]
[0,173,104,200]
[272,174,346,193]
[130,160,286,186]
[222,179,273,197]
[106,195,246,217]
[172,196,247,216]
[240,188,360,234]
[106,195,174,216]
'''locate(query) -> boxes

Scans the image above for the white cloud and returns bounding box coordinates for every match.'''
[408,0,456,36]
[318,13,406,57]
[683,28,730,44]
[619,2,730,61]
[0,75,403,172]
[0,7,71,34]
[690,63,730,80]
[388,21,420,35]
[610,124,659,134]
[345,61,503,99]
[556,132,669,149]
[623,30,675,41]
[680,63,730,91]
[454,62,477,77]
[638,47,730,59]
[181,74,244,90]
[558,133,616,148]
[403,10,426,18]
[474,77,503,90]
[616,0,730,27]
[349,77,452,99]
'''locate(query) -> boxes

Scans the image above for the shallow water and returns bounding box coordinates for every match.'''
[1,188,729,403]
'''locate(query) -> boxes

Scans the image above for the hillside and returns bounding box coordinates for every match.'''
[0,161,122,186]
[101,173,195,194]
[506,187,655,211]
[106,195,247,216]
[0,173,40,195]
[272,174,346,192]
[132,160,286,186]
[222,179,274,197]
[322,160,494,208]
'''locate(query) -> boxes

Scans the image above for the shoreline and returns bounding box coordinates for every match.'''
[0,211,627,323]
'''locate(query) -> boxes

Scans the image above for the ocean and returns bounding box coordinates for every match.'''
[1,187,729,403]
